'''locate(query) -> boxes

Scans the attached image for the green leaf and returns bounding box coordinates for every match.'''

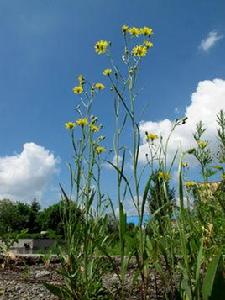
[140,176,151,225]
[212,165,224,171]
[181,276,192,300]
[195,240,203,285]
[119,202,127,239]
[178,156,184,210]
[187,148,196,155]
[202,250,222,300]
[209,258,225,300]
[44,283,66,299]
[107,160,135,202]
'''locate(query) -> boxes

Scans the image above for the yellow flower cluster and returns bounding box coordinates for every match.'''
[96,146,105,155]
[95,40,110,55]
[65,122,75,130]
[72,74,85,95]
[103,68,112,76]
[66,116,101,133]
[76,118,88,126]
[120,25,154,57]
[185,181,196,188]
[145,132,159,142]
[90,123,100,133]
[121,25,153,37]
[132,45,148,57]
[158,172,170,181]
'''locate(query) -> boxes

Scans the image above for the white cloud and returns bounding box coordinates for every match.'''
[0,143,58,202]
[103,154,124,170]
[139,79,225,164]
[114,195,149,217]
[199,31,223,51]
[112,154,122,166]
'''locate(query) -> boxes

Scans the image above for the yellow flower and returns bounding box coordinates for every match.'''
[96,146,106,155]
[144,40,153,49]
[146,132,158,142]
[132,45,148,57]
[90,124,100,133]
[103,68,112,76]
[76,118,88,126]
[158,171,170,181]
[128,27,141,36]
[95,83,105,90]
[95,40,110,55]
[73,86,83,94]
[65,122,75,130]
[122,24,129,33]
[78,74,85,86]
[141,26,153,36]
[185,181,196,188]
[197,140,208,149]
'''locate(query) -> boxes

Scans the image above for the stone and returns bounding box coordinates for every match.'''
[35,270,51,279]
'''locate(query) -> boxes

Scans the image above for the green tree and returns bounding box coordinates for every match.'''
[38,202,64,235]
[38,201,83,237]
[0,199,41,234]
[28,199,41,233]
[0,199,19,233]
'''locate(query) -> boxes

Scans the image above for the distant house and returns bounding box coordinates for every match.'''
[0,239,55,254]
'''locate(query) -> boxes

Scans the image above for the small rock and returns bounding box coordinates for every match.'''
[35,270,51,279]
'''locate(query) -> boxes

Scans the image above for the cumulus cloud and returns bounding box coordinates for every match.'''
[0,143,58,202]
[103,154,124,170]
[114,196,149,217]
[199,31,223,51]
[139,79,225,164]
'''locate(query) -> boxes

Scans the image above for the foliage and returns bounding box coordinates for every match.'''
[0,199,83,239]
[37,201,83,237]
[0,199,40,234]
[45,24,225,300]
[2,24,225,299]
[217,110,225,163]
[148,169,175,220]
[45,73,112,298]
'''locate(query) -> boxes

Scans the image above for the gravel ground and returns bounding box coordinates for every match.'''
[0,256,165,299]
[0,264,60,300]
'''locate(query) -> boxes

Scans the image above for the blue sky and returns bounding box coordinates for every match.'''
[0,0,225,209]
